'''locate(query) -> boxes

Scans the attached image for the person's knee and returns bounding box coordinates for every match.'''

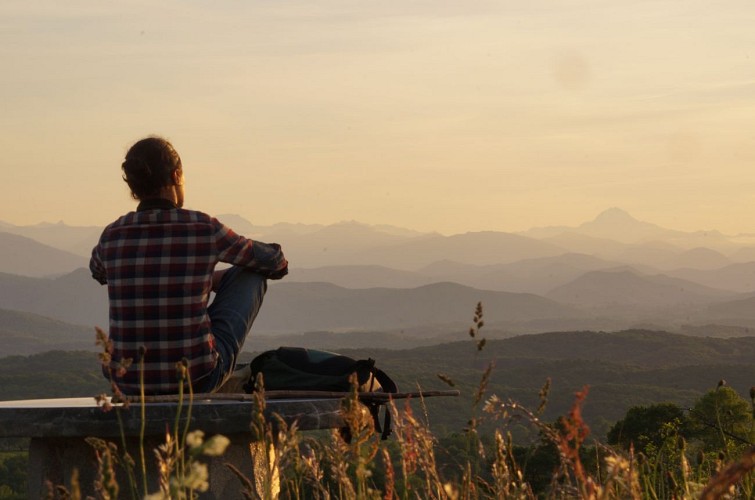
[240,268,268,294]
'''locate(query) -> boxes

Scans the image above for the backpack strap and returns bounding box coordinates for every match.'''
[373,368,398,393]
[370,368,398,440]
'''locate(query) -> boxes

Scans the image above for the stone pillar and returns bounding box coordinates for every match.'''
[0,397,344,499]
[29,433,267,500]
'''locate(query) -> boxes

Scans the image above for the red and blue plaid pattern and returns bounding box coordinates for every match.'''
[90,205,287,394]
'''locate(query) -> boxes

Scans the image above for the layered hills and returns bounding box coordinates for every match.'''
[1,209,754,448]
[3,208,755,338]
[0,232,87,278]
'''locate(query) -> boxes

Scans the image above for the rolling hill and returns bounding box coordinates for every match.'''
[246,220,436,268]
[3,329,751,441]
[668,261,755,293]
[545,268,738,309]
[705,296,755,319]
[0,308,96,355]
[342,329,755,435]
[418,253,628,294]
[286,264,434,289]
[0,221,102,257]
[0,269,584,336]
[0,269,109,327]
[352,231,567,270]
[254,281,583,333]
[0,232,88,277]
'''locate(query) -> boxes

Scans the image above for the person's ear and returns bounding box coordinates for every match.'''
[172,169,183,186]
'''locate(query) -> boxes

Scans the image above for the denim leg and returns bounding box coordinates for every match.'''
[197,266,267,392]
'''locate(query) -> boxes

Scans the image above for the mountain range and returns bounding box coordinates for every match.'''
[3,208,755,339]
[5,207,755,267]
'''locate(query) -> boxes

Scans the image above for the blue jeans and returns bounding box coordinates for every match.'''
[195,266,267,392]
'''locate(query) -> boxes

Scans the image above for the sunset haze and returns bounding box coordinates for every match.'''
[2,0,755,235]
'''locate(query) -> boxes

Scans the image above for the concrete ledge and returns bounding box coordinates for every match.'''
[0,396,345,438]
[0,396,347,499]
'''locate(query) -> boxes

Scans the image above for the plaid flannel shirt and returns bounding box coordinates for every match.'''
[90,199,287,394]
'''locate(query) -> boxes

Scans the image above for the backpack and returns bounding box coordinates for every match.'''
[243,347,398,439]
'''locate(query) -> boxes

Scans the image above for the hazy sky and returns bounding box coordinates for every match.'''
[2,1,755,235]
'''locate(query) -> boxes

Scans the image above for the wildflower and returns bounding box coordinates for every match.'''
[443,482,460,500]
[183,430,229,459]
[95,326,110,349]
[94,393,113,412]
[185,430,204,450]
[114,357,133,378]
[605,455,626,474]
[201,434,230,457]
[99,351,112,366]
[175,462,210,492]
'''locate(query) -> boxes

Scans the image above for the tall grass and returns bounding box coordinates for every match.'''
[45,312,755,499]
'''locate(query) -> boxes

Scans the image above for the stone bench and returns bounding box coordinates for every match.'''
[0,395,346,499]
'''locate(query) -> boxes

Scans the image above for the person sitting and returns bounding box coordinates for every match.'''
[90,136,287,395]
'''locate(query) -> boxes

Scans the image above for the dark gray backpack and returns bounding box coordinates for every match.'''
[244,347,398,439]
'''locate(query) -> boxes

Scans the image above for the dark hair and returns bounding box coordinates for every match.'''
[121,136,182,200]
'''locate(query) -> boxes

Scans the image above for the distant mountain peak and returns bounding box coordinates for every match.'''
[591,207,638,224]
[574,207,680,244]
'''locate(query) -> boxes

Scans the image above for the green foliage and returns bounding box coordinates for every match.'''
[688,386,754,454]
[512,437,561,493]
[0,350,107,400]
[607,402,689,453]
[0,452,27,499]
[335,329,755,438]
[604,388,755,499]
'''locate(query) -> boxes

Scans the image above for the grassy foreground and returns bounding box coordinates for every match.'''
[41,317,753,499]
[43,377,754,499]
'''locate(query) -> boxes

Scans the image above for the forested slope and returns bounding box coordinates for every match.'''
[1,330,752,442]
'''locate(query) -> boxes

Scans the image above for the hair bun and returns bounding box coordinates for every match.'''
[122,157,153,176]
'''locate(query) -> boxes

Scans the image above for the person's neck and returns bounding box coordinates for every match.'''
[137,198,178,211]
[158,184,181,206]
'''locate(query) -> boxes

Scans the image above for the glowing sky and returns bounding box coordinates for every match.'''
[2,1,755,235]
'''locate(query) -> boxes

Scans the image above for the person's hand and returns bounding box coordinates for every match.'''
[251,241,288,280]
[266,262,288,280]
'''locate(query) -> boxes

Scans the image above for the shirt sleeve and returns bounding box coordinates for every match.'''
[213,219,288,279]
[90,243,107,285]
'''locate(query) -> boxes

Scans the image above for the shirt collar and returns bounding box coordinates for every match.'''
[137,198,179,212]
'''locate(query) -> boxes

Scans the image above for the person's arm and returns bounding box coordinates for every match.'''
[213,220,288,279]
[90,244,107,285]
